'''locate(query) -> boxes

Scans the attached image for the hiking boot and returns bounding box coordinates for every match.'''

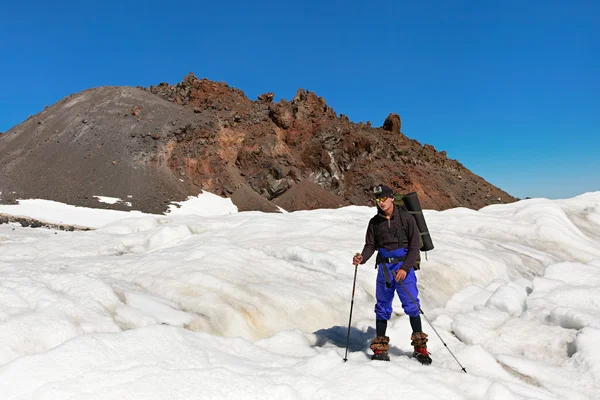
[370,336,390,361]
[411,332,432,365]
[413,347,432,365]
[371,351,390,361]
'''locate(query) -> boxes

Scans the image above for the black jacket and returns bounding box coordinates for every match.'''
[360,205,421,272]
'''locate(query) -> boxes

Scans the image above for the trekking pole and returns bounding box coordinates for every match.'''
[343,263,359,362]
[399,280,467,373]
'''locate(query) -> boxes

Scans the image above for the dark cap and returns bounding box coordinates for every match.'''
[373,184,394,198]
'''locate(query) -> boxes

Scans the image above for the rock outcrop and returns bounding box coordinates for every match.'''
[0,73,517,213]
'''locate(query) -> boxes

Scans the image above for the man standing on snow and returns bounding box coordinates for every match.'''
[352,184,431,364]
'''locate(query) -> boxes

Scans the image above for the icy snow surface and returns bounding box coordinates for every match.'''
[0,191,237,228]
[0,192,600,399]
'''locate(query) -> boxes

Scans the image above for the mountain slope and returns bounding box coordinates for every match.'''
[0,74,517,213]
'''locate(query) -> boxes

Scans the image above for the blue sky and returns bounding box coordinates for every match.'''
[1,1,598,199]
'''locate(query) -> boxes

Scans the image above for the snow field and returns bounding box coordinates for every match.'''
[0,192,599,398]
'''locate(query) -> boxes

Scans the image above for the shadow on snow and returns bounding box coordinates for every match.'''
[312,325,412,358]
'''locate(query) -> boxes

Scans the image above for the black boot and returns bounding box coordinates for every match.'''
[371,352,390,361]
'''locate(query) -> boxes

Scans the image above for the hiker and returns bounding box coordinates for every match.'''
[352,184,431,364]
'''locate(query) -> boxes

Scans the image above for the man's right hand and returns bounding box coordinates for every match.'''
[352,253,363,266]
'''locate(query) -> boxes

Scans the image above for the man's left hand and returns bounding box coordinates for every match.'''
[395,269,407,282]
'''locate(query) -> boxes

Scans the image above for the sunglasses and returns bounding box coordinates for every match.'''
[375,196,388,203]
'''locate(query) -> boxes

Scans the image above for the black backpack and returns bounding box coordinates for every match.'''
[393,192,435,269]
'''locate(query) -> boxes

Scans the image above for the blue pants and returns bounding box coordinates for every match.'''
[375,248,421,320]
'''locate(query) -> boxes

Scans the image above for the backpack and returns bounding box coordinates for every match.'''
[393,192,435,269]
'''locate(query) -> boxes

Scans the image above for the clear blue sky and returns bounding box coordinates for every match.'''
[1,1,598,199]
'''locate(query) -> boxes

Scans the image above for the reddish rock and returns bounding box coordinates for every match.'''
[257,92,275,102]
[0,74,518,214]
[130,106,143,117]
[383,113,401,133]
[269,102,294,129]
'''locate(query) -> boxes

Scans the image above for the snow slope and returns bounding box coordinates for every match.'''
[0,192,599,399]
